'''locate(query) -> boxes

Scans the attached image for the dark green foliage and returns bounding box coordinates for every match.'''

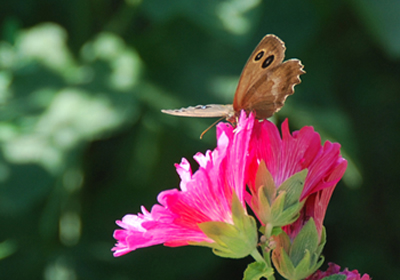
[0,0,398,279]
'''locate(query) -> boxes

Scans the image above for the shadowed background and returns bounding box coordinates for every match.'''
[0,0,398,279]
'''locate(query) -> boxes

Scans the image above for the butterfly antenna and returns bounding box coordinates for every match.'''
[200,117,225,139]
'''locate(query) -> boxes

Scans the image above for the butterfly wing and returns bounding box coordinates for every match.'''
[162,34,304,122]
[233,34,305,119]
[161,104,234,118]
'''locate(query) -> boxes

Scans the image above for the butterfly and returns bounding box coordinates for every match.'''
[162,34,305,137]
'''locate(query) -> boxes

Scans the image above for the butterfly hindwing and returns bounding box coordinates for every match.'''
[238,59,304,119]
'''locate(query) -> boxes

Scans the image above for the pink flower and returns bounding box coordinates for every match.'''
[306,263,371,280]
[246,118,347,237]
[113,112,348,258]
[112,112,255,257]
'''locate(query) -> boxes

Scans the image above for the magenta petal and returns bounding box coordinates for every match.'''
[246,118,347,237]
[175,158,192,191]
[112,212,159,256]
[112,111,256,256]
[112,112,347,256]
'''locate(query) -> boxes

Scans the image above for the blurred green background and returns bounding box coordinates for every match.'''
[0,0,399,279]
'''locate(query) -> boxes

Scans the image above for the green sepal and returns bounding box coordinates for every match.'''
[257,185,272,224]
[270,191,303,227]
[273,228,290,253]
[231,188,253,230]
[295,249,312,274]
[243,261,274,280]
[276,246,296,278]
[194,191,258,259]
[291,218,319,266]
[255,160,276,205]
[291,219,324,279]
[271,169,308,226]
[271,226,284,236]
[253,161,274,224]
[271,219,325,280]
[277,169,308,206]
[255,166,308,227]
[316,226,327,257]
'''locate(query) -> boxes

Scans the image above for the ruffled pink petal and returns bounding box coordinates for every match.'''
[112,209,159,256]
[248,119,346,199]
[112,112,255,256]
[283,154,348,238]
[113,112,347,256]
[175,158,192,192]
[246,117,347,237]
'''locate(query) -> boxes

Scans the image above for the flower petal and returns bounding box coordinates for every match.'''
[112,111,256,256]
[246,117,347,237]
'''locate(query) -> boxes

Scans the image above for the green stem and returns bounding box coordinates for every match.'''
[250,249,276,280]
[250,248,265,263]
[265,223,274,238]
[262,223,276,280]
[263,224,274,266]
[263,249,272,268]
[264,253,275,280]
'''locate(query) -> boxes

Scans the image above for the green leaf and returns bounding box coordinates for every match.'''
[243,261,274,280]
[321,275,346,280]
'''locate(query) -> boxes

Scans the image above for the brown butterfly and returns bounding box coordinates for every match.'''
[162,34,305,137]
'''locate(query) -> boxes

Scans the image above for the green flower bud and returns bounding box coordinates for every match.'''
[252,161,307,228]
[272,219,326,280]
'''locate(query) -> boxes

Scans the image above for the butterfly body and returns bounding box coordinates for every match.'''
[162,34,304,124]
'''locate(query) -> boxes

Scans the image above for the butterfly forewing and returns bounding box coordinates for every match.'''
[233,34,304,119]
[161,104,234,118]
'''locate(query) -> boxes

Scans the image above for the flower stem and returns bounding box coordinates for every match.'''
[265,223,273,238]
[250,249,276,280]
[250,248,265,263]
[260,223,276,279]
[264,253,275,280]
[262,224,274,266]
[263,249,273,269]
